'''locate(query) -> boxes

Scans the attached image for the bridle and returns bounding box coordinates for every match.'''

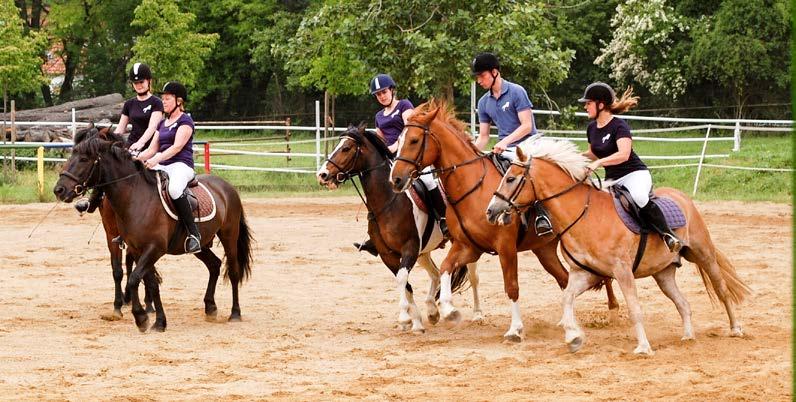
[59,148,142,197]
[324,135,388,183]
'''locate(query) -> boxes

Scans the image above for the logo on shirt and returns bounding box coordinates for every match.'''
[601,133,611,143]
[168,122,178,130]
[389,109,400,118]
[142,104,152,114]
[501,101,510,111]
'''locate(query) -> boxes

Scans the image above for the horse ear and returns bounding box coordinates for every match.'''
[88,122,95,129]
[516,147,528,162]
[416,106,439,125]
[357,121,367,134]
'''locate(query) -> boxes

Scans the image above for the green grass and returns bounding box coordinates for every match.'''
[1,129,791,204]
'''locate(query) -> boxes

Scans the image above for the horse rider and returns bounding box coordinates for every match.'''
[354,73,450,256]
[579,82,682,252]
[136,81,202,254]
[471,52,552,235]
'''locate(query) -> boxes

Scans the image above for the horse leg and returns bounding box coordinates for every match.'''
[613,266,653,355]
[99,204,124,321]
[652,265,694,340]
[123,252,135,305]
[439,242,480,326]
[466,262,483,322]
[195,249,222,320]
[126,247,160,332]
[143,269,167,332]
[532,239,568,289]
[404,285,425,334]
[497,245,523,342]
[559,267,602,353]
[396,251,422,333]
[415,252,440,325]
[684,248,744,337]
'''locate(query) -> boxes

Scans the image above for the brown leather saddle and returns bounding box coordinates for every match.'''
[156,171,217,222]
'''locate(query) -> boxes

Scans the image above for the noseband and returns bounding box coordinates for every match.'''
[59,157,101,196]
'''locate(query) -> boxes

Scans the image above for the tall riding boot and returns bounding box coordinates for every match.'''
[173,194,202,254]
[640,201,682,253]
[353,238,379,257]
[428,187,450,238]
[533,201,553,236]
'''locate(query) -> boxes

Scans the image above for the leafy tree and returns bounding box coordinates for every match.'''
[0,0,46,112]
[130,0,218,99]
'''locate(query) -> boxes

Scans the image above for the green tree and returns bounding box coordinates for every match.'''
[271,1,574,100]
[0,0,46,113]
[131,0,219,99]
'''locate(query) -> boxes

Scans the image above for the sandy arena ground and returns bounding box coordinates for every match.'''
[0,197,791,400]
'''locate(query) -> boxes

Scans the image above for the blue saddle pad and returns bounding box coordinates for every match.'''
[613,196,686,234]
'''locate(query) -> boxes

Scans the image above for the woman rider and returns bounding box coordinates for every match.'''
[136,81,201,254]
[116,62,164,151]
[354,73,449,256]
[579,82,682,253]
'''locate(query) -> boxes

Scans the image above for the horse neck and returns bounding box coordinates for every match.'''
[357,148,397,210]
[98,152,153,217]
[531,159,595,223]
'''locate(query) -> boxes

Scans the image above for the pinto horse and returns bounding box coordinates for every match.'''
[486,139,750,354]
[53,130,253,332]
[71,125,153,320]
[317,124,480,333]
[389,99,617,342]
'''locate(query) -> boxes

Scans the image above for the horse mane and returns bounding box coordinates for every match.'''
[518,138,590,181]
[410,98,482,155]
[345,125,393,160]
[73,134,157,185]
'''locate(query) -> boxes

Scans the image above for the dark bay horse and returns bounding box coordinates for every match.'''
[487,140,750,354]
[389,99,617,342]
[72,125,151,320]
[317,124,480,333]
[54,130,253,332]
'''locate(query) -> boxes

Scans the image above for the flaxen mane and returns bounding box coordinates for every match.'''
[410,98,482,155]
[518,138,590,181]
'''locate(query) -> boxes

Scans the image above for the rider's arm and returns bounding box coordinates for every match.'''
[130,111,163,151]
[136,132,159,161]
[494,108,533,151]
[475,121,491,150]
[582,146,597,160]
[589,138,632,169]
[149,125,192,164]
[115,114,129,135]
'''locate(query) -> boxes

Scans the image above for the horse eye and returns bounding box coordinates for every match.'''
[341,146,350,152]
[506,176,516,183]
[409,138,419,145]
[79,156,89,163]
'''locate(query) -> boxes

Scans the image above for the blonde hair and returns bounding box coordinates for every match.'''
[609,86,639,114]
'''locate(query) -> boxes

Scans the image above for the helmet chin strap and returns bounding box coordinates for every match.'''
[489,71,500,94]
[377,89,395,107]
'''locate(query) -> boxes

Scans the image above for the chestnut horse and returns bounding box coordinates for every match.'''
[487,139,750,354]
[317,124,480,333]
[54,130,253,332]
[390,99,617,342]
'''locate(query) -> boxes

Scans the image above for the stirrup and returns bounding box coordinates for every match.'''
[438,218,451,239]
[184,235,201,254]
[534,216,553,236]
[112,235,126,250]
[353,239,378,257]
[663,234,682,253]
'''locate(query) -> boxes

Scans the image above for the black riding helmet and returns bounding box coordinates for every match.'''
[471,52,500,76]
[578,82,616,106]
[128,63,152,81]
[160,81,188,102]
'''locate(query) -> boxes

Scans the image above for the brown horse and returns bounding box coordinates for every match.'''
[72,125,152,320]
[389,99,617,342]
[487,139,750,354]
[317,124,480,333]
[53,130,253,332]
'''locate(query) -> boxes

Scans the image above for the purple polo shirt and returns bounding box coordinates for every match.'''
[157,113,194,168]
[375,99,413,146]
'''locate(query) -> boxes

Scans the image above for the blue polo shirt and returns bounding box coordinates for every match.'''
[477,79,537,146]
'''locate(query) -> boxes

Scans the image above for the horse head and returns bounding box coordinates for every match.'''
[389,101,442,192]
[53,125,125,202]
[317,122,388,189]
[486,147,534,225]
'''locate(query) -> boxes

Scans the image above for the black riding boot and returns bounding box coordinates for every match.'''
[640,201,682,253]
[533,201,553,236]
[353,238,379,257]
[173,194,202,254]
[428,187,450,238]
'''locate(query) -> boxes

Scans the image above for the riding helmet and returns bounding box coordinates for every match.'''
[161,81,188,102]
[370,74,396,95]
[128,63,153,81]
[578,82,616,105]
[470,52,500,76]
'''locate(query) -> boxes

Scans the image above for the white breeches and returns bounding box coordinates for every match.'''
[612,169,653,207]
[418,166,438,190]
[153,160,196,199]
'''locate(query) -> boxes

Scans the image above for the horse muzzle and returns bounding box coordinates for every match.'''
[485,199,513,226]
[52,184,77,203]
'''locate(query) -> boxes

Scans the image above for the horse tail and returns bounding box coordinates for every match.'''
[696,248,751,305]
[227,209,254,283]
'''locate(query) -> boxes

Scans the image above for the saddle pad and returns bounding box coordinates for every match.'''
[156,172,217,223]
[408,185,428,215]
[613,196,686,234]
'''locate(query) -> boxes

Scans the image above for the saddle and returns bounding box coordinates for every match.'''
[156,171,217,222]
[489,153,512,176]
[406,180,446,250]
[610,186,686,234]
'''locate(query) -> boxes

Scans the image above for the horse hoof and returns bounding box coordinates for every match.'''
[228,314,242,322]
[681,335,696,341]
[503,333,522,343]
[633,345,654,356]
[443,310,462,326]
[145,305,156,314]
[471,311,484,323]
[411,327,426,335]
[135,314,150,333]
[100,309,123,321]
[150,323,166,333]
[205,309,218,322]
[567,336,583,353]
[730,327,744,337]
[427,312,440,325]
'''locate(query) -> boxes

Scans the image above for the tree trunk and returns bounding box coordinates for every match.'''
[60,44,79,102]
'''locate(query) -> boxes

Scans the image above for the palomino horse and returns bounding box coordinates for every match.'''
[486,139,750,354]
[317,124,480,333]
[54,130,254,332]
[390,99,617,342]
[72,125,152,320]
